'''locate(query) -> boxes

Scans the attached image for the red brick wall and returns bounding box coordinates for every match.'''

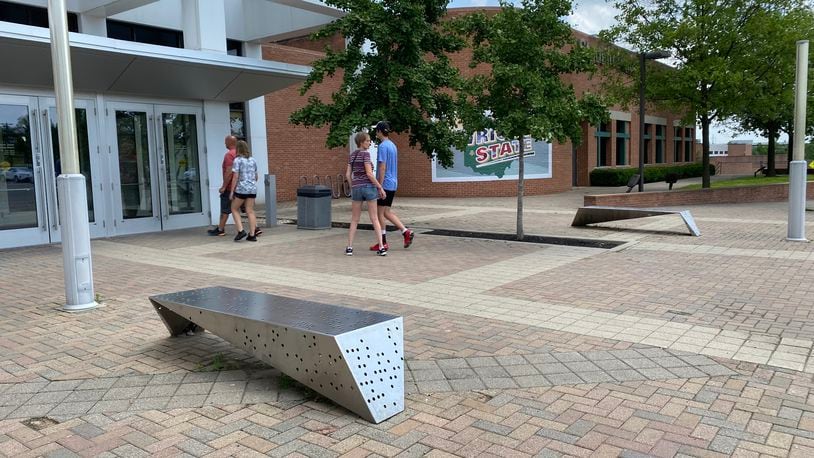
[262,43,349,202]
[583,182,814,207]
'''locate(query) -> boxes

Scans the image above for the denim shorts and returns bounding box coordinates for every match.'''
[351,185,378,202]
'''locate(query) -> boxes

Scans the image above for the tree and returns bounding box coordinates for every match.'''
[731,7,814,175]
[289,0,468,167]
[602,0,806,188]
[454,0,608,240]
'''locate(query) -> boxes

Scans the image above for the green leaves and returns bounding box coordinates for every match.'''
[453,0,609,145]
[602,0,811,187]
[289,0,468,165]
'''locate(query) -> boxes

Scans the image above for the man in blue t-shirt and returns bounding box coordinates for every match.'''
[371,121,415,251]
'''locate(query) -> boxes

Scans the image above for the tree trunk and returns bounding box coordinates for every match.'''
[701,114,711,188]
[516,137,525,241]
[767,125,777,177]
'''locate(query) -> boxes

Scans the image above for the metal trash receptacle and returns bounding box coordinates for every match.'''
[297,185,332,229]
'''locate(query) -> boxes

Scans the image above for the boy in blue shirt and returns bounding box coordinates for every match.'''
[371,121,415,251]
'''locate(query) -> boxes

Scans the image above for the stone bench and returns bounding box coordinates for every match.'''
[571,206,701,237]
[149,286,404,423]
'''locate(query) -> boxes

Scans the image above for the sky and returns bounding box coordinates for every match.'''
[447,0,774,145]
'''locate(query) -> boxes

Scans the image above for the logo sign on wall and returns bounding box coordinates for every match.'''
[432,130,552,182]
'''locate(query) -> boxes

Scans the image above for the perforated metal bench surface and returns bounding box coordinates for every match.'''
[571,206,701,236]
[150,286,404,423]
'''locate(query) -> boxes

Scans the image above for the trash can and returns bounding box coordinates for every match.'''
[297,185,332,229]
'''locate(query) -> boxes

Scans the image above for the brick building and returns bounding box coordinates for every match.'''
[263,8,698,201]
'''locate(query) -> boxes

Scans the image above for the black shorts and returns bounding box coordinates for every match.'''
[219,192,231,215]
[234,193,256,200]
[377,189,396,207]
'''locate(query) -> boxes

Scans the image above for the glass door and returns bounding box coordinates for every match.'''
[107,102,161,235]
[155,105,208,230]
[39,98,106,241]
[0,95,49,249]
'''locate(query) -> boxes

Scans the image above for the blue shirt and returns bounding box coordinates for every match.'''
[377,138,398,191]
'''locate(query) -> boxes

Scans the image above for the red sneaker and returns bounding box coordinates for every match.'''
[403,229,415,248]
[369,243,389,251]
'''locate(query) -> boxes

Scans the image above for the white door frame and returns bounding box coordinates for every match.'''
[37,97,106,241]
[154,104,210,231]
[106,101,162,236]
[0,94,50,249]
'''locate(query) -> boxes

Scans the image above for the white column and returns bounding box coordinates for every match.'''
[244,42,269,206]
[204,101,231,225]
[182,0,227,53]
[787,40,809,241]
[78,14,107,36]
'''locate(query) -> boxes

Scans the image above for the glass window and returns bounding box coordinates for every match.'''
[0,103,37,230]
[227,39,243,56]
[655,125,665,163]
[0,1,78,32]
[598,137,610,166]
[595,123,610,167]
[674,127,682,162]
[107,19,183,48]
[229,102,246,140]
[48,107,94,222]
[162,113,202,215]
[615,136,627,165]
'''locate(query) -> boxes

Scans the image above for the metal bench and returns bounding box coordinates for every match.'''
[571,206,701,236]
[150,286,404,423]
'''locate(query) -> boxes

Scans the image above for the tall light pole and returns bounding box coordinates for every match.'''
[638,50,670,192]
[48,0,97,311]
[787,40,809,241]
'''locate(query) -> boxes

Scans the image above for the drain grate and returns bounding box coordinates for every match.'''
[422,229,625,249]
[667,309,692,316]
[22,417,59,430]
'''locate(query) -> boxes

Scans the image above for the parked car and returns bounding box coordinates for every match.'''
[5,167,33,182]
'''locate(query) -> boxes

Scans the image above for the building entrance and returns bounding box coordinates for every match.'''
[106,102,208,235]
[0,95,209,249]
[0,94,104,249]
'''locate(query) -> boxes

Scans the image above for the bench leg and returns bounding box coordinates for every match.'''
[151,300,202,337]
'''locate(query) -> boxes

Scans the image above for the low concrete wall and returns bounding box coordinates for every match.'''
[584,182,814,208]
[713,154,789,175]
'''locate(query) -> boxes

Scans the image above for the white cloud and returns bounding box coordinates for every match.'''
[565,0,618,35]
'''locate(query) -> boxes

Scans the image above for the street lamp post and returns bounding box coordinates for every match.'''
[787,40,809,241]
[48,0,96,311]
[638,50,670,192]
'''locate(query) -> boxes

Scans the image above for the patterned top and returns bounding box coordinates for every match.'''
[349,149,373,188]
[232,156,258,195]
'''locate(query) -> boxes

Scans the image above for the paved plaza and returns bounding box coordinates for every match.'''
[1,188,814,457]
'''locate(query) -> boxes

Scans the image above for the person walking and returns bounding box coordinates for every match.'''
[229,140,259,242]
[346,132,387,256]
[207,135,237,236]
[371,121,414,251]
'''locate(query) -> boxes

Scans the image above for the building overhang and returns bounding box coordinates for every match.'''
[0,22,310,102]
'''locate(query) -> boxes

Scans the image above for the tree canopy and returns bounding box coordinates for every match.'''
[289,0,468,167]
[730,7,814,174]
[601,0,808,187]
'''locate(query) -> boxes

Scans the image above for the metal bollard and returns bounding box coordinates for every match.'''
[264,174,277,227]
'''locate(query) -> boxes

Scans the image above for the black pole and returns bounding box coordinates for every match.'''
[638,52,645,192]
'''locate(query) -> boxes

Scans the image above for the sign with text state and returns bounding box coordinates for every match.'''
[432,130,552,182]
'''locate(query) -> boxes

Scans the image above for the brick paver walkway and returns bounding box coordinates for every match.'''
[1,190,813,457]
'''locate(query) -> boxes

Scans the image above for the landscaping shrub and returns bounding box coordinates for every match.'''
[589,163,715,186]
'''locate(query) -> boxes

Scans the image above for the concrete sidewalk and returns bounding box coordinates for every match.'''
[1,191,814,457]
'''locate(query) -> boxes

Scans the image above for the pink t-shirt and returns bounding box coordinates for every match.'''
[222,148,236,189]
